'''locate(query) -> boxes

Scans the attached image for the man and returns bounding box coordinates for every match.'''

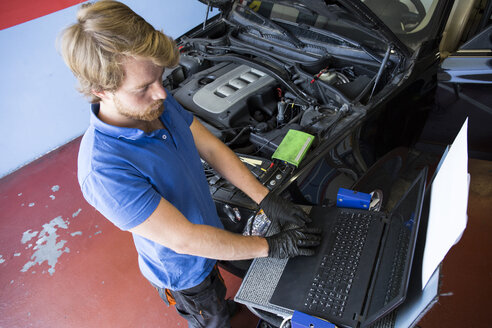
[59,1,321,327]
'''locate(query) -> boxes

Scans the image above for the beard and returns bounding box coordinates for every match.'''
[114,98,164,122]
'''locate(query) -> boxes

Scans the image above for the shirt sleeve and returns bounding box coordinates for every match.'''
[81,167,162,231]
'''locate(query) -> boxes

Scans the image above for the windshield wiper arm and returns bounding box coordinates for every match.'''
[243,6,305,49]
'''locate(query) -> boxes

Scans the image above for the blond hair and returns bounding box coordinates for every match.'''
[58,0,179,103]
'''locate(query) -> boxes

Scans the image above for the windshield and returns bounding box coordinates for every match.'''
[360,0,446,51]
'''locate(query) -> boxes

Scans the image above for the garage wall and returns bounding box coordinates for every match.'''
[0,0,210,178]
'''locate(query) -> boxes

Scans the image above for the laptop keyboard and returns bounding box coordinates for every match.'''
[304,210,373,317]
[385,225,411,304]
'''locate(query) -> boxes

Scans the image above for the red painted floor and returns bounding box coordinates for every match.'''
[1,137,491,328]
[418,159,492,328]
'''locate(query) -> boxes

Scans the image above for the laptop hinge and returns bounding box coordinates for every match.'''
[352,312,364,327]
[358,220,390,326]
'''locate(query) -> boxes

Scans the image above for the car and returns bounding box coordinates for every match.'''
[161,0,457,274]
[439,24,492,85]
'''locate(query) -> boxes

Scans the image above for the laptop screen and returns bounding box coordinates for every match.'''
[363,168,427,326]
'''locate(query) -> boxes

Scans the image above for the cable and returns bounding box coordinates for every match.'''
[225,126,249,146]
[252,133,281,155]
[217,125,250,132]
[279,315,292,328]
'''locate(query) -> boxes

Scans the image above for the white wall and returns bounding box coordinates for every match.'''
[0,0,212,178]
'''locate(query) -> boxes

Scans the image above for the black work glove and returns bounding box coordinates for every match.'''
[260,192,311,227]
[266,227,322,259]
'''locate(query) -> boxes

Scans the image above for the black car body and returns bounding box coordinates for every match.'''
[161,0,455,272]
[439,24,492,84]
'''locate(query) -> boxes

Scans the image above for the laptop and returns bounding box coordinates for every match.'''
[269,167,427,327]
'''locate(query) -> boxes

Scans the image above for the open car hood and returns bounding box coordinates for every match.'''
[298,0,411,56]
[202,0,455,55]
[202,0,406,54]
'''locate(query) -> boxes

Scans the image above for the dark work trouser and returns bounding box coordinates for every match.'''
[154,266,231,328]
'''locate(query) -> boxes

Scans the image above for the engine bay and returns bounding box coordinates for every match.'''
[164,2,403,160]
[161,1,406,213]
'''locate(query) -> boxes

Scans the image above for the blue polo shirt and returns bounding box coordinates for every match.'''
[77,93,223,290]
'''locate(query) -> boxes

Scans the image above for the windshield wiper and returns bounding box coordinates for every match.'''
[242,5,305,49]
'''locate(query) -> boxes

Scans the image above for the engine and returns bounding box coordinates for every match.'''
[173,62,276,129]
[161,3,395,160]
[172,61,311,155]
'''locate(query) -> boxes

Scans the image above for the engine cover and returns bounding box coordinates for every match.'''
[173,62,275,128]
